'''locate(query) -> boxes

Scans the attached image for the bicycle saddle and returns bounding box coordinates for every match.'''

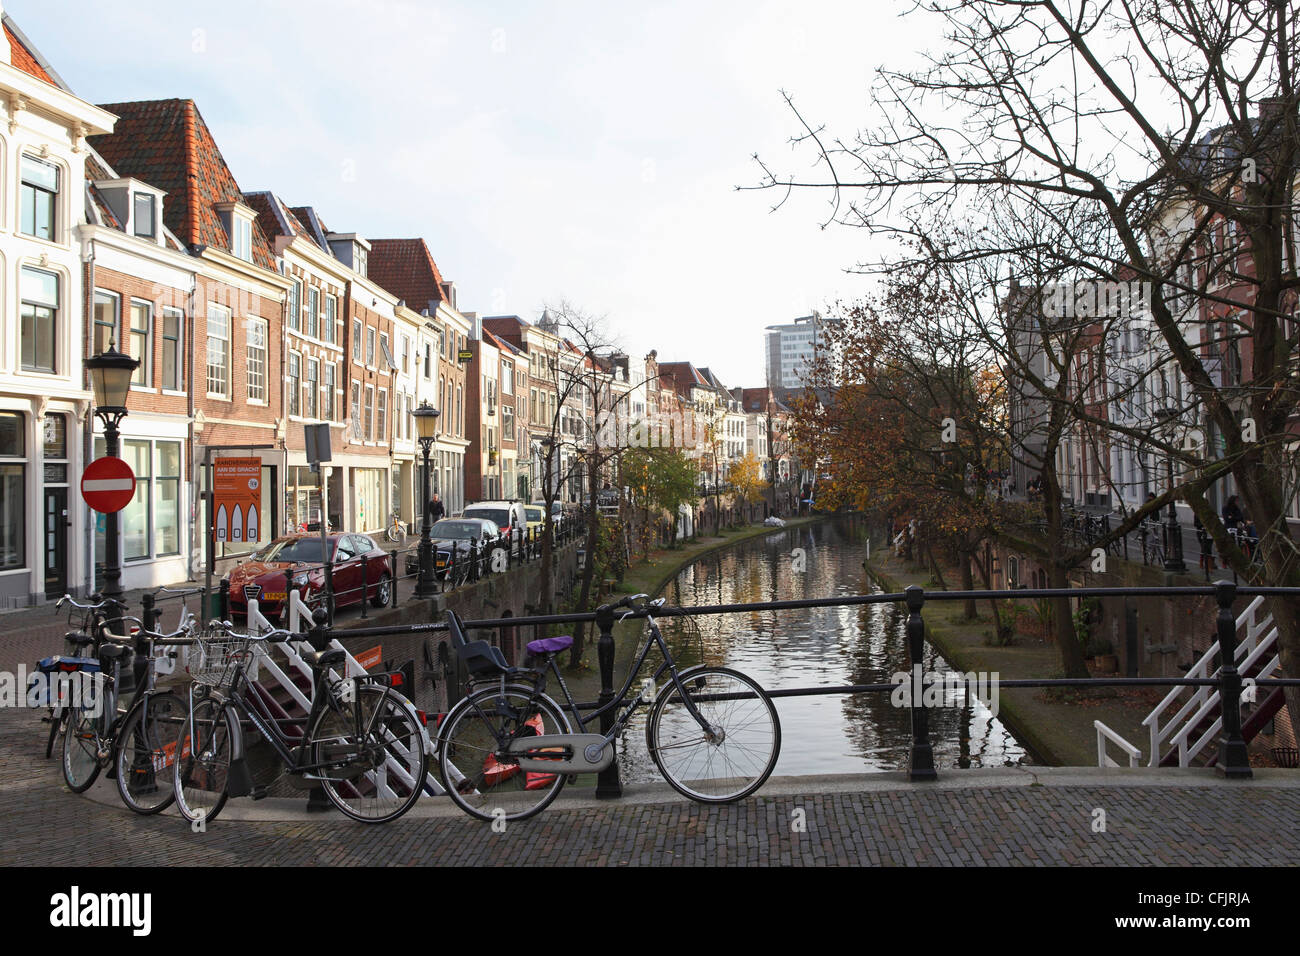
[526,635,573,654]
[65,631,96,648]
[303,647,347,670]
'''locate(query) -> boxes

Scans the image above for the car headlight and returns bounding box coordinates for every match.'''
[292,573,310,589]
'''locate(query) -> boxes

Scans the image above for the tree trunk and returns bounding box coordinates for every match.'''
[959,549,977,619]
[569,464,602,669]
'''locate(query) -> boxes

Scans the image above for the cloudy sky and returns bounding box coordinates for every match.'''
[15,1,921,385]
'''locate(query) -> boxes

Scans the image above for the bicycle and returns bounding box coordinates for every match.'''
[42,594,129,760]
[60,611,193,815]
[384,510,407,544]
[171,617,427,826]
[1139,520,1165,566]
[437,593,782,823]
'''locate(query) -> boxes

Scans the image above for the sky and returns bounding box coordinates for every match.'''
[11,0,923,387]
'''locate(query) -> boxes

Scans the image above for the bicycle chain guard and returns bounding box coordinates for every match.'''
[507,733,614,774]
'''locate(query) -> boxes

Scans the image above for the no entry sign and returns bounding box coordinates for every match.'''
[81,456,136,513]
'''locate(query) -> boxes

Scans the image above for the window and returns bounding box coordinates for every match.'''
[0,413,25,570]
[353,318,363,361]
[305,358,319,419]
[207,305,231,397]
[323,363,336,421]
[20,155,58,240]
[401,337,410,374]
[307,287,319,338]
[324,295,337,344]
[133,192,156,239]
[246,319,266,402]
[93,291,119,356]
[129,300,151,386]
[287,352,301,417]
[232,216,252,261]
[424,344,432,378]
[96,438,181,561]
[351,382,362,440]
[377,389,387,443]
[364,385,375,440]
[20,267,58,373]
[155,442,181,556]
[356,246,368,277]
[162,308,183,390]
[366,327,376,367]
[380,332,394,370]
[289,279,301,332]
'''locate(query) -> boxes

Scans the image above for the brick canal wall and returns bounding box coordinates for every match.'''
[328,541,583,715]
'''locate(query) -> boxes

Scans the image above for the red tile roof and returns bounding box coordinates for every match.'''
[5,23,55,85]
[87,99,276,271]
[368,239,447,312]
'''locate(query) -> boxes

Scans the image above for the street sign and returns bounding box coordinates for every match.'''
[304,422,332,465]
[457,349,473,363]
[81,457,136,514]
[213,457,261,544]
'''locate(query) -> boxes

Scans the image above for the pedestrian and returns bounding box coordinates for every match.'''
[430,493,446,522]
[1222,495,1244,531]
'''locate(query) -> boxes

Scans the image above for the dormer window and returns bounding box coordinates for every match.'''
[215,201,256,262]
[94,178,166,246]
[133,192,156,239]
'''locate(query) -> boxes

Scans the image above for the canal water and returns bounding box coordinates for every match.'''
[617,515,1028,782]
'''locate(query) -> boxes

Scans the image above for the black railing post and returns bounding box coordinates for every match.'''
[390,550,398,607]
[325,557,335,625]
[469,539,479,582]
[904,584,938,781]
[595,601,622,798]
[141,591,158,634]
[360,557,369,619]
[284,569,294,623]
[305,605,333,813]
[1213,580,1252,778]
[218,579,230,620]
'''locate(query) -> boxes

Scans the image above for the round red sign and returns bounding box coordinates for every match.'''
[81,456,136,514]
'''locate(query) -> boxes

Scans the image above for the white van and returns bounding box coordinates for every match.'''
[463,500,529,538]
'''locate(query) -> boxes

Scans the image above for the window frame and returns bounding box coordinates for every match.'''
[305,357,319,420]
[246,317,267,404]
[206,304,232,399]
[128,299,152,387]
[287,350,301,417]
[20,266,59,374]
[161,307,184,392]
[20,154,59,242]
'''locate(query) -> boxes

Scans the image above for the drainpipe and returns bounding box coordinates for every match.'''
[82,237,95,597]
[187,269,197,579]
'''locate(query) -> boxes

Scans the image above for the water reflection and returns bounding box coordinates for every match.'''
[617,516,1027,783]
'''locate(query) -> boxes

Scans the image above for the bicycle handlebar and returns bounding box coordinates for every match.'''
[58,594,127,612]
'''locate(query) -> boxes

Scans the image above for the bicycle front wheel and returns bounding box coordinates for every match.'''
[309,684,427,824]
[172,692,233,826]
[115,691,186,814]
[438,685,571,823]
[646,666,781,803]
[61,706,103,793]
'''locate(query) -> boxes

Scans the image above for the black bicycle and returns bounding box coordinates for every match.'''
[43,594,129,759]
[437,593,782,823]
[60,611,193,815]
[172,619,427,826]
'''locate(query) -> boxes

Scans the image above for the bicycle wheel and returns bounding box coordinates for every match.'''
[308,684,427,824]
[438,684,571,823]
[646,666,781,803]
[61,706,103,793]
[172,692,232,826]
[45,706,66,759]
[114,691,186,814]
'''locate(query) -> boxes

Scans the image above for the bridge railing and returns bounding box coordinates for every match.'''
[180,578,1300,801]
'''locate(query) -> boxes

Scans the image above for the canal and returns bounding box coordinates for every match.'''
[617,515,1028,783]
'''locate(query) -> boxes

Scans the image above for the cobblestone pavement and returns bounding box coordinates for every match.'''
[6,602,1298,867]
[3,701,1298,866]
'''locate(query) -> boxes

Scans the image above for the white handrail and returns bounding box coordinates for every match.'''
[1095,720,1142,767]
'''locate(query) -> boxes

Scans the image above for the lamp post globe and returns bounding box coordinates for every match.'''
[412,402,441,599]
[84,343,140,623]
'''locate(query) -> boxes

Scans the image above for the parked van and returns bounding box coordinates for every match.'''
[463,500,529,538]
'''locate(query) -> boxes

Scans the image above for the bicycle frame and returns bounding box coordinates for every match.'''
[480,612,716,755]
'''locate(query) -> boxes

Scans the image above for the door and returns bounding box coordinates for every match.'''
[44,487,68,600]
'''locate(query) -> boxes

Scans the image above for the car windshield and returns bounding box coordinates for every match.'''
[465,508,510,527]
[260,538,327,564]
[525,507,543,522]
[432,520,486,539]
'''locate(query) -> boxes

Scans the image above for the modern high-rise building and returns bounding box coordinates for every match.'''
[764,314,831,389]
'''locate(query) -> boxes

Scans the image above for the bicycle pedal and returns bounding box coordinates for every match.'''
[249,785,270,801]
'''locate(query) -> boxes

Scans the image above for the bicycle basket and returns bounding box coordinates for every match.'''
[189,630,257,688]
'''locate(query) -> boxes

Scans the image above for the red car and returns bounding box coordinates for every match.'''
[225,533,393,622]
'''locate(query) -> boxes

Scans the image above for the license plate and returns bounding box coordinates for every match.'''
[262,591,286,601]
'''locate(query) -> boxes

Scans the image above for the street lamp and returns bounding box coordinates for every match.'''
[1155,406,1187,573]
[85,343,139,616]
[412,401,441,599]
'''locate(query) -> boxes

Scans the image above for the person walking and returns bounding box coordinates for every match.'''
[430,493,446,522]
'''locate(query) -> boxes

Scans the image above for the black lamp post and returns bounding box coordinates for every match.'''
[85,343,139,616]
[1155,407,1187,573]
[413,401,441,598]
